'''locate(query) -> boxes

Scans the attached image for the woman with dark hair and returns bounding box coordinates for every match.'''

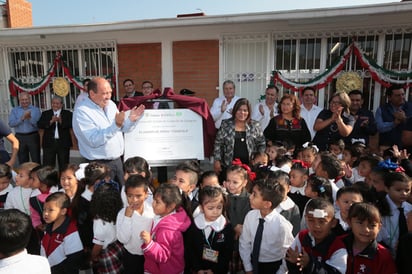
[213,98,265,181]
[264,93,311,150]
[313,91,355,151]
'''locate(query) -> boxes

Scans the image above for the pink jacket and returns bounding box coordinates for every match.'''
[142,207,191,274]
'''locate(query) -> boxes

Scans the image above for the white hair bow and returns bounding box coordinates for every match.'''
[302,142,319,152]
[351,138,366,144]
[75,163,89,181]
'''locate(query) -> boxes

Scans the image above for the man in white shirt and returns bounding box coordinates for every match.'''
[73,77,145,184]
[210,80,240,128]
[300,87,323,140]
[251,86,279,131]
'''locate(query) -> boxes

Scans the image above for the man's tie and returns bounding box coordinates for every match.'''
[251,218,265,274]
[398,207,408,240]
[54,112,59,139]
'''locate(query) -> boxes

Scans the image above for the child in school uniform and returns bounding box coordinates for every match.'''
[41,192,83,274]
[288,160,310,217]
[0,209,50,274]
[343,202,396,274]
[333,186,363,236]
[187,186,234,273]
[378,171,412,256]
[304,175,334,204]
[116,175,155,274]
[4,162,40,254]
[59,163,83,202]
[140,183,192,274]
[74,162,110,270]
[0,164,13,209]
[4,162,39,214]
[270,170,301,236]
[239,179,294,273]
[284,198,348,274]
[341,143,365,184]
[29,165,59,255]
[90,183,124,273]
[311,152,342,201]
[301,142,318,171]
[199,170,220,188]
[170,160,202,212]
[224,164,252,273]
[121,156,154,206]
[29,166,59,232]
[192,170,221,218]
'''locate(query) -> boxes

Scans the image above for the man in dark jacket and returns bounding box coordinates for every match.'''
[38,96,73,170]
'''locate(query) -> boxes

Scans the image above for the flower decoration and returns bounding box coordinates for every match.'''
[275,116,301,130]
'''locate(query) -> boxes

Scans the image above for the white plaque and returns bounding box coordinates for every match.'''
[124,109,204,164]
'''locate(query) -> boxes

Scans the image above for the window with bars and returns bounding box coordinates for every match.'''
[275,38,321,75]
[7,42,117,111]
[222,34,270,104]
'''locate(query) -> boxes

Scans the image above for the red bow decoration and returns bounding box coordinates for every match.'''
[292,159,310,169]
[232,158,256,181]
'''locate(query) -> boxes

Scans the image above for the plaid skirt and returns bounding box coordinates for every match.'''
[93,240,124,274]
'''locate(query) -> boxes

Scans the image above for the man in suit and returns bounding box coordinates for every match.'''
[123,79,143,98]
[37,96,73,170]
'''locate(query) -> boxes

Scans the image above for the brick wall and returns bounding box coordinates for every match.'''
[117,43,162,96]
[7,0,32,28]
[173,40,219,106]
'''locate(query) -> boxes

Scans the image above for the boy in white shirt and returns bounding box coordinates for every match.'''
[239,179,294,273]
[116,175,154,274]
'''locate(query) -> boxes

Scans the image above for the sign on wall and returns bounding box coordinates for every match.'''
[124,109,204,165]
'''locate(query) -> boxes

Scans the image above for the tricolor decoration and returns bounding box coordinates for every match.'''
[9,52,86,97]
[270,42,412,92]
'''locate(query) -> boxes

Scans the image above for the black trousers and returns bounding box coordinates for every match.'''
[123,249,144,274]
[256,260,282,274]
[16,132,40,164]
[42,139,70,171]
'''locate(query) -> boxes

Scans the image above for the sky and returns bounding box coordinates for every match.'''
[29,0,398,27]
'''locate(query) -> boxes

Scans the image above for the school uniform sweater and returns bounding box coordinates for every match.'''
[40,216,83,273]
[343,232,396,274]
[186,214,234,273]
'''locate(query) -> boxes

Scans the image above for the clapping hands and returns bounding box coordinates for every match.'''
[115,104,145,127]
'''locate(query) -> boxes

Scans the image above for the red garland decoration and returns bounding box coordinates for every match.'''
[9,52,88,97]
[352,46,391,88]
[273,43,353,92]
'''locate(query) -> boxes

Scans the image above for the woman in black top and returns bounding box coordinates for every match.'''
[313,91,355,151]
[264,93,311,149]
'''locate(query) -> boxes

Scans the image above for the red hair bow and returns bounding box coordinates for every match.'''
[232,158,256,181]
[292,159,310,169]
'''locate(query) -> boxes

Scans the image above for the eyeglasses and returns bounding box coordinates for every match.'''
[142,86,153,89]
[330,100,341,105]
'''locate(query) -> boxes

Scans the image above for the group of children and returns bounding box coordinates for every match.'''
[0,138,411,274]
